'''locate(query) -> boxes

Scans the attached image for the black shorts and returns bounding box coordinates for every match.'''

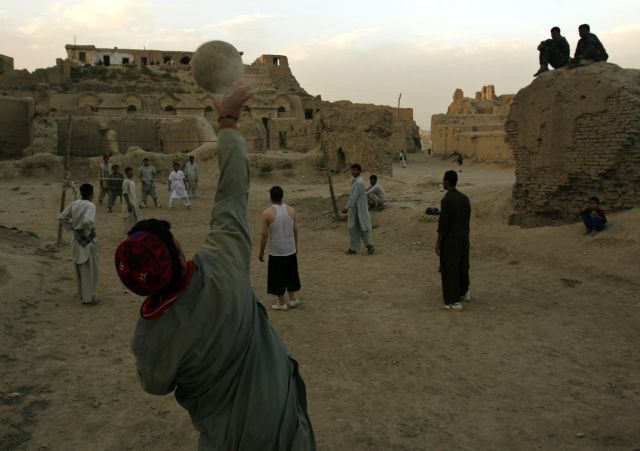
[267,253,301,296]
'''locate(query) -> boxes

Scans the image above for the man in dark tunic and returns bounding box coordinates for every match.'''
[114,85,316,451]
[435,170,471,311]
[534,26,570,76]
[570,23,608,66]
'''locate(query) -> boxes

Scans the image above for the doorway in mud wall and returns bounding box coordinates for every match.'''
[337,147,346,171]
[278,131,287,148]
[262,118,270,149]
[102,55,110,66]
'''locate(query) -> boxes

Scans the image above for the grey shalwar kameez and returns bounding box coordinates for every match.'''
[347,175,373,252]
[58,199,99,304]
[438,189,471,305]
[131,128,316,451]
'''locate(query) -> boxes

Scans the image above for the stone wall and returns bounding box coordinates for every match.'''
[431,85,514,162]
[0,96,34,159]
[508,63,640,226]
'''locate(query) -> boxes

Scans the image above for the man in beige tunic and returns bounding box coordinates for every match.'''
[122,167,141,237]
[58,183,100,306]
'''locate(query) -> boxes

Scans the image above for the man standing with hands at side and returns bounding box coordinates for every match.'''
[342,163,374,255]
[436,170,471,311]
[259,186,302,312]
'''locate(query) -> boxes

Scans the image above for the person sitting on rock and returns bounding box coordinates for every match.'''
[569,24,608,67]
[581,196,607,235]
[534,26,570,77]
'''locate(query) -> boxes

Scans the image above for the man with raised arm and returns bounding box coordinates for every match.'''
[114,85,316,451]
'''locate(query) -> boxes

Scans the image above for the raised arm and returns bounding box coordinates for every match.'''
[202,85,254,269]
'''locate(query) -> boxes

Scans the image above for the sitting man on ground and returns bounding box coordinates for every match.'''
[534,26,570,76]
[581,196,607,235]
[366,175,387,209]
[569,24,608,67]
[114,85,316,450]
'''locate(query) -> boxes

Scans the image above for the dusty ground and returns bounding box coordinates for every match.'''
[0,153,638,450]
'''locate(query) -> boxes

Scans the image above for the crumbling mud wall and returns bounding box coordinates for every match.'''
[0,96,34,159]
[508,63,640,226]
[431,85,515,162]
[320,105,396,176]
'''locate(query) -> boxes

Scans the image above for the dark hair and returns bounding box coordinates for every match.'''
[125,167,133,173]
[80,183,93,199]
[129,219,183,295]
[579,24,590,31]
[370,175,377,181]
[444,170,458,187]
[143,157,149,162]
[112,164,120,169]
[350,163,362,171]
[551,26,560,33]
[589,196,600,204]
[103,155,109,161]
[270,185,284,202]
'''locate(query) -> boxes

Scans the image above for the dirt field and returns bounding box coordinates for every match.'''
[1,152,638,450]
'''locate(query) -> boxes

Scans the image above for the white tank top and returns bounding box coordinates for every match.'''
[269,204,296,256]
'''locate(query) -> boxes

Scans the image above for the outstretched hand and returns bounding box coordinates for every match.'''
[214,83,254,121]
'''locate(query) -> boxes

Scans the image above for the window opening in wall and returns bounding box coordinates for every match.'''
[163,56,172,64]
[273,57,280,66]
[79,52,86,62]
[180,56,190,65]
[122,57,130,65]
[127,105,137,112]
[164,105,175,112]
[141,57,148,66]
[204,106,213,112]
[304,109,313,119]
[277,106,286,118]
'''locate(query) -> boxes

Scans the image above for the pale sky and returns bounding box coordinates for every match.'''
[1,0,639,128]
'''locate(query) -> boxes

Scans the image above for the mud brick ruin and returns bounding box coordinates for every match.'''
[508,63,640,226]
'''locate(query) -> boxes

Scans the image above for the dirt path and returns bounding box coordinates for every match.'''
[0,156,638,450]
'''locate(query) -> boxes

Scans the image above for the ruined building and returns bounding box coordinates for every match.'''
[508,63,640,226]
[65,44,194,67]
[0,47,421,177]
[430,85,515,162]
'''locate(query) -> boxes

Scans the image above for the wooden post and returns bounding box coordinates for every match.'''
[57,115,73,246]
[326,172,341,222]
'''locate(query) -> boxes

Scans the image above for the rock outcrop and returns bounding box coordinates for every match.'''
[508,63,640,226]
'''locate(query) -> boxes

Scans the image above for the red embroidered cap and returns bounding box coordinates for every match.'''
[115,231,174,296]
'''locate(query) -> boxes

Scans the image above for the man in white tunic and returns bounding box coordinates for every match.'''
[58,183,100,306]
[259,186,301,312]
[184,155,198,199]
[342,163,374,254]
[168,162,191,209]
[122,167,141,237]
[98,155,112,205]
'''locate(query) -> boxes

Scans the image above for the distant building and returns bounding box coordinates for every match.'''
[65,45,194,67]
